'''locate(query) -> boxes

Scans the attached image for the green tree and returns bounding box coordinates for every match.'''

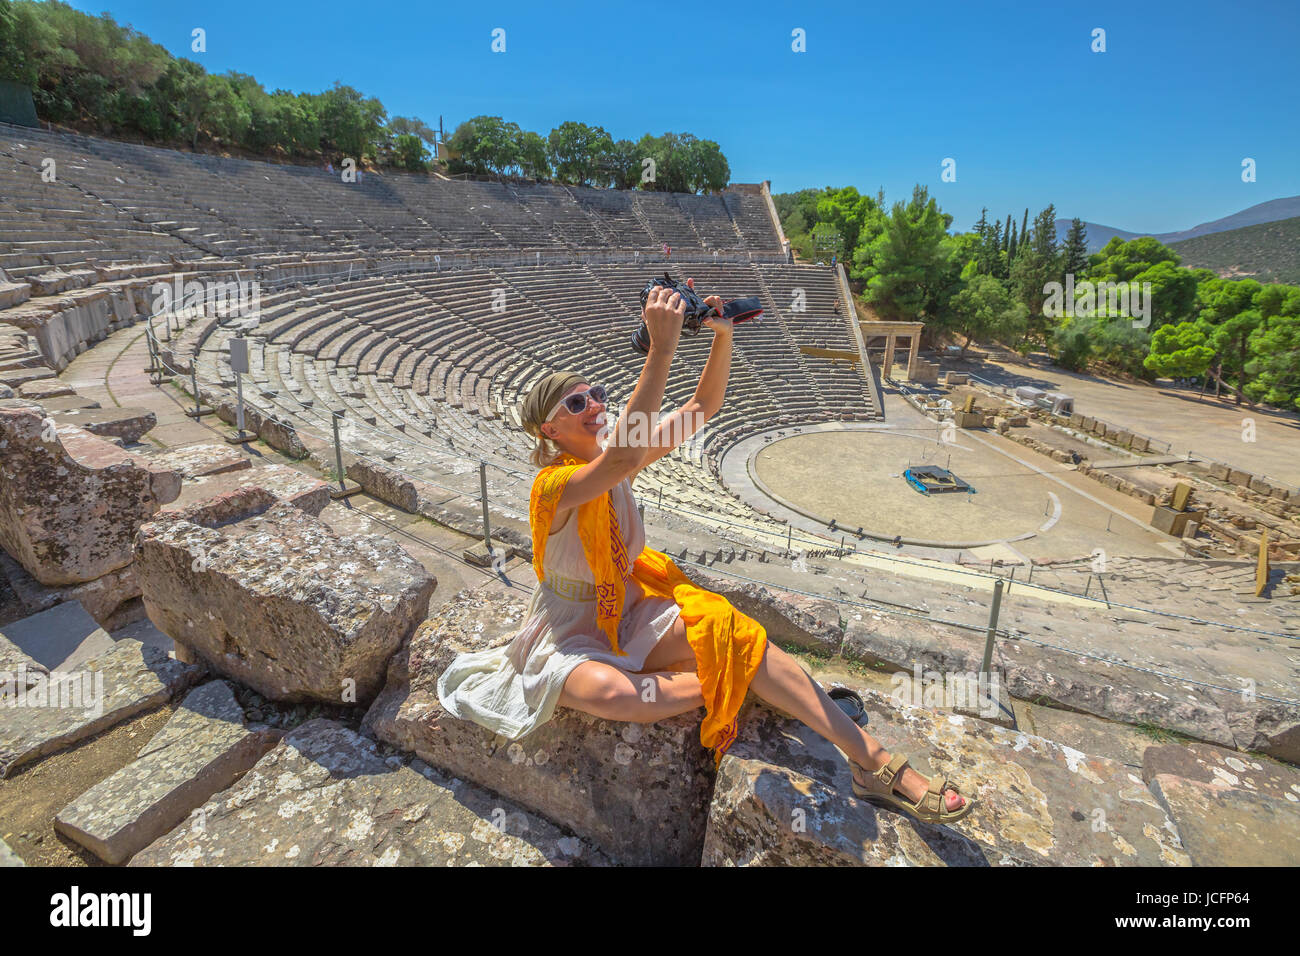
[1245,313,1300,409]
[946,272,1026,356]
[1144,321,1216,378]
[516,130,551,180]
[858,185,952,323]
[549,121,613,186]
[1061,217,1089,278]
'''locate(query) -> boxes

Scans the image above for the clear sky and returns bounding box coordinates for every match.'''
[60,0,1300,235]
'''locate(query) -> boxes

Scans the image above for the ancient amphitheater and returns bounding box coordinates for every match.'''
[0,121,1297,868]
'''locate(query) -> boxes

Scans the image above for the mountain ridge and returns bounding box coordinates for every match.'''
[1054,196,1300,252]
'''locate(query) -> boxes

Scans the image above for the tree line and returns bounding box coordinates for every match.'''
[0,0,434,168]
[445,117,730,192]
[775,186,1300,411]
[0,0,732,192]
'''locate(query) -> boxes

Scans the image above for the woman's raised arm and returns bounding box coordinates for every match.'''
[554,286,685,511]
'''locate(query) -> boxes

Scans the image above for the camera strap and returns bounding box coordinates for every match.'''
[718,296,763,326]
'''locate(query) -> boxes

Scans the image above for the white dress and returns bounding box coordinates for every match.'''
[437,476,682,739]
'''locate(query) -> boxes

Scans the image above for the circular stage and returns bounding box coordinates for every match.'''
[720,416,1178,561]
[751,428,1047,546]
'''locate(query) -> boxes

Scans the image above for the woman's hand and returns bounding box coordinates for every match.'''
[643,284,685,354]
[685,278,732,335]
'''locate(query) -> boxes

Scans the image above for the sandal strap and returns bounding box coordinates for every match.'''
[876,753,910,790]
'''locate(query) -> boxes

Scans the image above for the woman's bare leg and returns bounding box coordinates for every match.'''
[643,617,966,811]
[559,618,964,811]
[558,659,704,723]
[746,640,966,811]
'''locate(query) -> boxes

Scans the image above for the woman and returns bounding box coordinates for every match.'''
[437,280,974,825]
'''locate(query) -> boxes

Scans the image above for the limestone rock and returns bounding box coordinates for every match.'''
[135,495,434,704]
[0,630,47,697]
[0,408,181,586]
[347,458,417,512]
[702,688,1190,866]
[54,680,281,864]
[0,600,113,671]
[1142,741,1300,803]
[1148,774,1299,866]
[363,584,716,866]
[686,566,843,655]
[0,549,141,628]
[16,379,76,400]
[48,406,157,444]
[161,463,329,517]
[0,638,202,777]
[129,719,609,866]
[148,443,252,479]
[0,837,24,866]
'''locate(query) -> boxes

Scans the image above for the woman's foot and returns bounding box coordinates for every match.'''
[850,751,968,813]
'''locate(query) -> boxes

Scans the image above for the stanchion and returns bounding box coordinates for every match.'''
[479,461,492,550]
[185,365,213,418]
[328,410,362,499]
[979,578,1004,678]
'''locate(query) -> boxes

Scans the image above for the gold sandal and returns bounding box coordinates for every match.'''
[850,753,975,825]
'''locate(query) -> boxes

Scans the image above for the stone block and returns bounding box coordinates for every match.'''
[135,493,434,704]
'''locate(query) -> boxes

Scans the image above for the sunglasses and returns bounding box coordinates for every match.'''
[545,384,607,421]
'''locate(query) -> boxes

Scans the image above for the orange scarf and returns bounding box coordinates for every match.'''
[530,454,768,765]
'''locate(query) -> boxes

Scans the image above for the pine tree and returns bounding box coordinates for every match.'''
[1007,219,1018,262]
[1062,217,1089,278]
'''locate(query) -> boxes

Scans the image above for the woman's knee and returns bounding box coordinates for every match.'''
[560,662,636,717]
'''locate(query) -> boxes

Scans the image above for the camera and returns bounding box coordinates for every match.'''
[632,273,763,354]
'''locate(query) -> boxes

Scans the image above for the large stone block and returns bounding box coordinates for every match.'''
[130,719,609,866]
[0,408,180,586]
[362,584,716,866]
[135,491,434,704]
[703,689,1190,866]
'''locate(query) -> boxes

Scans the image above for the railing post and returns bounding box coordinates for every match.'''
[190,365,202,418]
[332,410,346,493]
[980,578,1004,678]
[479,460,492,551]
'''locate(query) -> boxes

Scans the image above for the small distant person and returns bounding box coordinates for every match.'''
[831,253,836,268]
[325,161,333,174]
[662,242,669,259]
[357,169,364,184]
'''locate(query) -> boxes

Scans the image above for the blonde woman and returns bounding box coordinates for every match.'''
[437,280,974,825]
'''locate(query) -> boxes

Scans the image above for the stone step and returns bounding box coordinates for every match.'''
[0,637,202,778]
[48,405,157,444]
[129,719,609,866]
[55,679,282,864]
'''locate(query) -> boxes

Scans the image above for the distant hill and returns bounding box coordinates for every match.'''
[1168,216,1300,285]
[1054,196,1300,253]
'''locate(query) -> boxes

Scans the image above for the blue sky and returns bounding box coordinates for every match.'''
[61,0,1300,234]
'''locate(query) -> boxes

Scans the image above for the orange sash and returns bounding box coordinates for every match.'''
[530,455,768,766]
